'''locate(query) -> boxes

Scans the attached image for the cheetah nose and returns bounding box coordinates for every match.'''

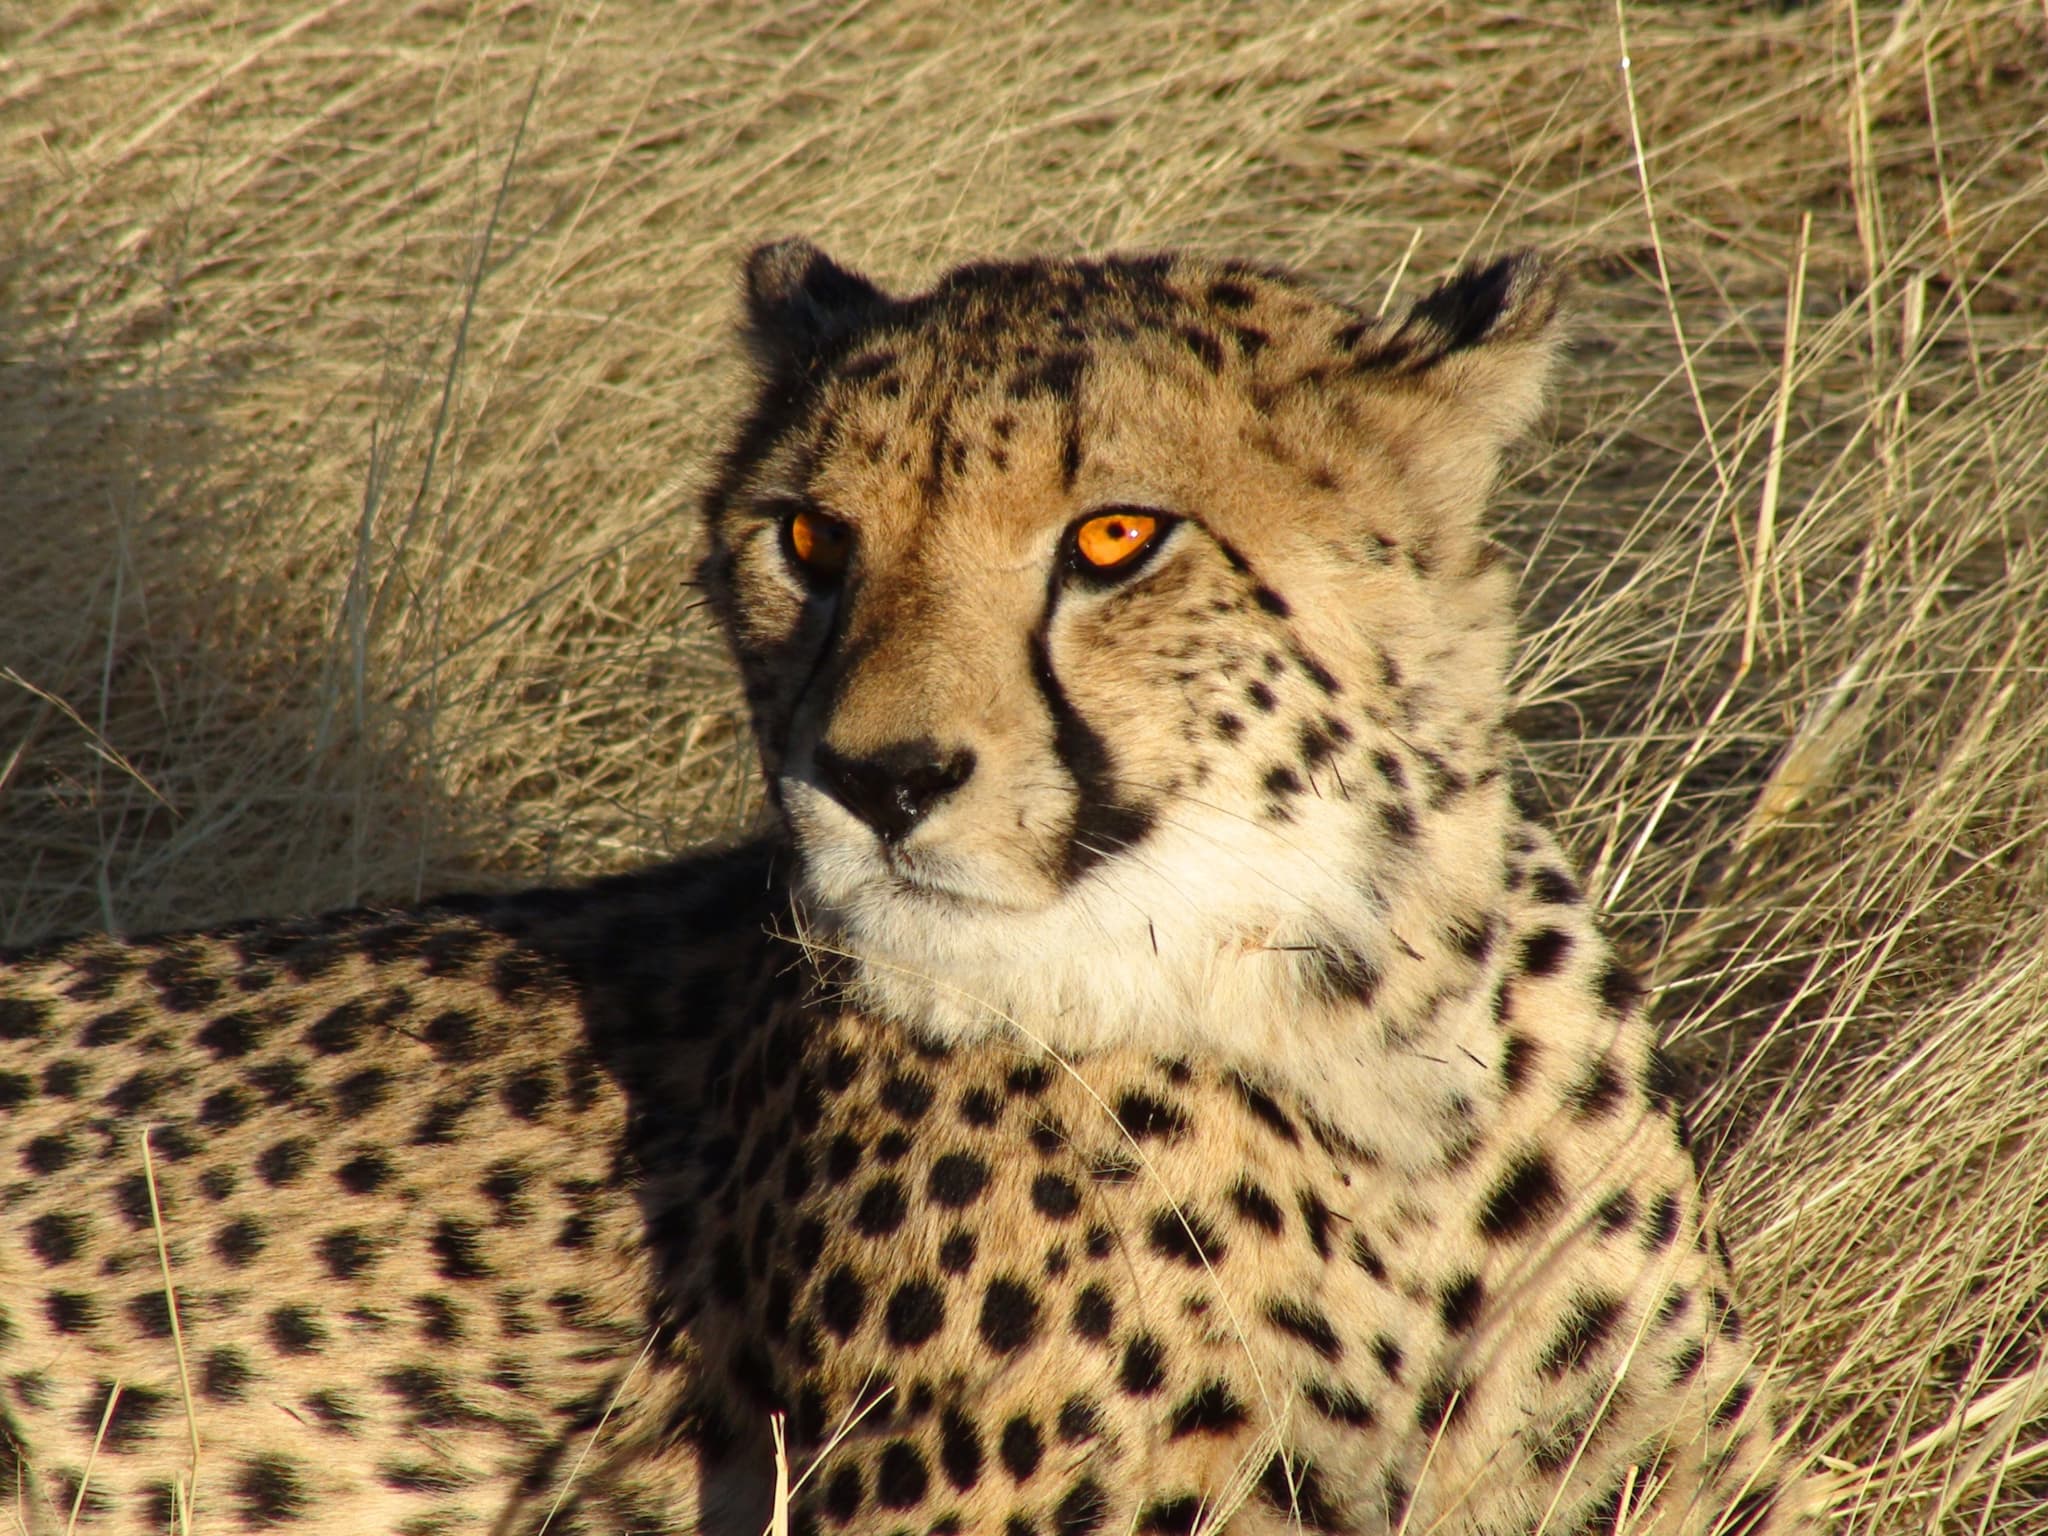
[812,739,977,843]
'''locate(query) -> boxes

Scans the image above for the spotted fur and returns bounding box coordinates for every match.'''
[0,241,1822,1534]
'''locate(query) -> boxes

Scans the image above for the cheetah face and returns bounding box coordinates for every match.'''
[702,240,1564,1056]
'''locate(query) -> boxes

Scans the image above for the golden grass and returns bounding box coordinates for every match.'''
[2,0,2044,1529]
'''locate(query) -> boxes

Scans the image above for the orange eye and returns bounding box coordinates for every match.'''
[1072,509,1164,572]
[785,507,853,580]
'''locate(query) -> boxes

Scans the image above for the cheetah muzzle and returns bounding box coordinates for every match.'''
[0,239,1825,1536]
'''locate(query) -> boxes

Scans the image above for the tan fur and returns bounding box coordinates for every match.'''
[0,242,1820,1535]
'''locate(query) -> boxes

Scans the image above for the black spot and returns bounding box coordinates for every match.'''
[1645,1192,1682,1250]
[332,1066,391,1119]
[1251,585,1290,618]
[203,1346,254,1402]
[1669,1339,1706,1384]
[938,1228,976,1274]
[1599,960,1645,1017]
[413,1295,462,1343]
[1208,279,1255,311]
[822,1463,864,1522]
[431,1218,491,1281]
[1372,1334,1404,1379]
[1568,1056,1626,1118]
[881,1070,935,1122]
[1070,1283,1114,1341]
[857,1175,911,1235]
[1112,1089,1187,1141]
[1119,1332,1166,1395]
[1228,1178,1283,1233]
[1212,712,1245,742]
[1031,1173,1081,1220]
[1645,1045,1682,1115]
[1297,653,1340,694]
[233,1453,308,1527]
[23,1132,77,1175]
[1596,1190,1639,1235]
[1257,1453,1339,1531]
[1351,1232,1388,1282]
[1053,1476,1107,1536]
[1055,1395,1099,1443]
[317,1229,377,1281]
[875,1130,912,1164]
[1264,765,1303,797]
[125,1288,174,1339]
[255,1137,313,1187]
[999,1414,1042,1480]
[74,1378,169,1451]
[1005,1062,1052,1097]
[0,996,49,1040]
[1542,1292,1624,1376]
[1414,1372,1470,1435]
[106,1172,154,1229]
[45,1290,99,1333]
[1297,1190,1334,1258]
[498,1065,560,1124]
[214,1215,267,1267]
[884,1278,946,1347]
[1378,800,1418,842]
[1299,940,1380,1007]
[959,1087,1000,1126]
[1246,680,1277,712]
[1439,1271,1484,1334]
[1148,1207,1223,1266]
[875,1440,929,1509]
[1304,1379,1374,1427]
[422,1008,481,1063]
[816,1265,867,1339]
[267,1306,326,1355]
[26,1212,84,1267]
[1531,868,1580,904]
[1138,1495,1204,1535]
[150,951,223,1013]
[1167,1379,1248,1437]
[1713,1379,1756,1428]
[1448,914,1495,961]
[1478,1149,1562,1240]
[334,1149,391,1195]
[81,1011,143,1048]
[978,1277,1039,1354]
[926,1154,988,1209]
[1381,1470,1411,1526]
[1519,927,1573,977]
[1084,1223,1113,1260]
[1266,1298,1342,1360]
[1233,1076,1299,1141]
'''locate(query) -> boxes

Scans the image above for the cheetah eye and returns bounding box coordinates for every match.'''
[782,505,854,585]
[1066,507,1175,585]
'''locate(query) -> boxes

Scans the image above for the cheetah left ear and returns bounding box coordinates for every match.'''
[740,237,889,367]
[1382,250,1569,441]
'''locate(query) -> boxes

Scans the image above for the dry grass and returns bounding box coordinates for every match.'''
[2,0,2044,1529]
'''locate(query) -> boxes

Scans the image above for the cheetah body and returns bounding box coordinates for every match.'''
[1,240,1818,1536]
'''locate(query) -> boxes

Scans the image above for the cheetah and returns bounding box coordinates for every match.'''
[0,239,1825,1536]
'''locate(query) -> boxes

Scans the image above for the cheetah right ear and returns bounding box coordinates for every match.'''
[741,237,888,366]
[1380,250,1570,445]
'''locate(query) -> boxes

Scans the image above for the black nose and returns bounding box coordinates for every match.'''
[812,739,976,843]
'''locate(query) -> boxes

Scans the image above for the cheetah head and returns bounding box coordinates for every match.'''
[701,238,1565,1068]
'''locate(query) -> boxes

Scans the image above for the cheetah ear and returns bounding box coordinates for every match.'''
[1383,250,1569,441]
[741,237,888,366]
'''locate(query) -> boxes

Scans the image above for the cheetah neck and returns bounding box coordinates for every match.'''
[792,781,1522,1172]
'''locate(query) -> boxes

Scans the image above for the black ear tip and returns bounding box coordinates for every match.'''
[744,237,829,311]
[741,237,886,352]
[1407,249,1568,355]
